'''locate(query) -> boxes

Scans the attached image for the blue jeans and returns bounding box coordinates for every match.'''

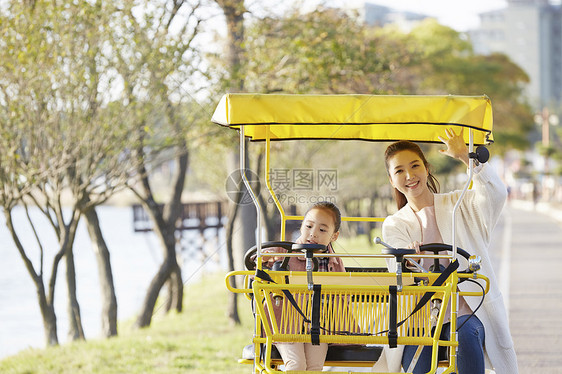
[402,315,485,374]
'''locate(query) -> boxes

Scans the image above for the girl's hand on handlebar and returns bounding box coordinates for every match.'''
[261,248,284,266]
[250,248,285,267]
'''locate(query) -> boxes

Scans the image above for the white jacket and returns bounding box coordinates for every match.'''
[380,163,518,374]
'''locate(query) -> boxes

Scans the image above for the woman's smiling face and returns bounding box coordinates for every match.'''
[387,150,430,204]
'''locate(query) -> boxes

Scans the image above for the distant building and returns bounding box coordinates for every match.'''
[469,0,562,109]
[347,1,561,109]
[343,2,433,32]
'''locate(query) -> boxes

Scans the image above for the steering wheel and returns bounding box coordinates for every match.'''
[244,242,325,271]
[244,241,293,270]
[417,243,473,273]
[381,247,416,258]
[291,243,327,252]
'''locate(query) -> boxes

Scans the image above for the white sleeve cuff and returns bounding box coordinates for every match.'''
[466,162,484,175]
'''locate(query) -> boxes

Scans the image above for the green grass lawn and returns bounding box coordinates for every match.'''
[0,272,254,374]
[0,234,387,374]
[335,230,387,269]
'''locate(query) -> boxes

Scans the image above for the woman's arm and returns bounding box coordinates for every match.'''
[381,213,419,270]
[438,127,507,239]
[466,163,508,241]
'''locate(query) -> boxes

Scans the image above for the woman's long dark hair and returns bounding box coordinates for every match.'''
[384,141,440,210]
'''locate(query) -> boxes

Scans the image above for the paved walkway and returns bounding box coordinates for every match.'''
[504,201,562,373]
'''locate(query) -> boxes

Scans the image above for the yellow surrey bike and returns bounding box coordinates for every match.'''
[213,94,492,374]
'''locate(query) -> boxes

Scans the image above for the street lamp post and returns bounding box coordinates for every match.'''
[534,107,560,199]
[541,107,550,147]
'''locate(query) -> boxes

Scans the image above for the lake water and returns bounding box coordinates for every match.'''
[0,205,226,359]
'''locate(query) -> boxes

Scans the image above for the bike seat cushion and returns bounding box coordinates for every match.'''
[242,343,383,362]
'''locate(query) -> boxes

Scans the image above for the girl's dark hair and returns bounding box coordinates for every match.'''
[305,201,341,233]
[384,140,440,210]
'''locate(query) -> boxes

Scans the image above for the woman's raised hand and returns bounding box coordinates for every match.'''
[438,128,469,165]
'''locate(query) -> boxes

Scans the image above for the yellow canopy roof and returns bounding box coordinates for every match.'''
[211,93,493,144]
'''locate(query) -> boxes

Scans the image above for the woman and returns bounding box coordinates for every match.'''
[381,128,518,374]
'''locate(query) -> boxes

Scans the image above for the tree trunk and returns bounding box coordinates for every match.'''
[37,287,59,346]
[215,0,250,327]
[134,205,182,328]
[215,0,255,259]
[133,148,188,328]
[5,208,62,346]
[135,257,175,327]
[163,278,173,314]
[64,225,86,341]
[161,149,187,314]
[84,206,118,337]
[161,265,183,314]
[215,0,246,90]
[169,265,183,312]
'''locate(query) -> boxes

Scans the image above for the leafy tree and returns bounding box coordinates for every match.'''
[243,7,408,94]
[213,0,259,326]
[235,8,414,241]
[0,0,212,344]
[0,0,135,343]
[214,8,535,241]
[108,0,211,328]
[391,20,535,156]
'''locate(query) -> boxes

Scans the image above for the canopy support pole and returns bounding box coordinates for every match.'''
[452,129,474,259]
[450,129,474,370]
[265,129,288,240]
[240,126,263,261]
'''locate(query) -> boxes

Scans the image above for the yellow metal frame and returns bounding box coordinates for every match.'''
[214,93,495,373]
[225,271,490,374]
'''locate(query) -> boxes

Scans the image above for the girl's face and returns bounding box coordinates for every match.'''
[300,208,339,246]
[387,150,430,203]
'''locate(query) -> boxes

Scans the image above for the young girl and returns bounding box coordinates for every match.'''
[262,201,345,371]
[381,128,518,374]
